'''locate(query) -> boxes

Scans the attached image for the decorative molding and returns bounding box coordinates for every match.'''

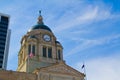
[37,63,84,77]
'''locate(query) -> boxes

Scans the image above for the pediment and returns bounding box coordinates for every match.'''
[35,62,84,77]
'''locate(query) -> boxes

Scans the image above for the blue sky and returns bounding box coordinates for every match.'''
[0,0,120,80]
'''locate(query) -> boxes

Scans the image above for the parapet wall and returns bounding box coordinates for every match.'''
[0,70,37,80]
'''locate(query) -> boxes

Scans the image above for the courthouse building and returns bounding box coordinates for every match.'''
[0,13,85,80]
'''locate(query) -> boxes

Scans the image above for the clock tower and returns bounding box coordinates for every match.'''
[17,12,63,73]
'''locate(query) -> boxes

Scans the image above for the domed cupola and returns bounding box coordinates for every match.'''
[17,11,64,73]
[29,11,52,32]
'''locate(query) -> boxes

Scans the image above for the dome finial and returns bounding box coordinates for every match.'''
[37,10,44,24]
[39,10,41,16]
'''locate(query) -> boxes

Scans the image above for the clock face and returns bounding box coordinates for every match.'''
[43,34,51,41]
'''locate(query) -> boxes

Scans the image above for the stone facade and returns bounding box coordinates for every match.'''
[34,61,84,80]
[0,70,36,80]
[0,61,84,80]
[0,13,85,80]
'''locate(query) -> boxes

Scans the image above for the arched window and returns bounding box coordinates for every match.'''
[43,47,47,57]
[48,47,52,58]
[28,44,36,56]
[28,44,31,55]
[42,46,52,58]
[58,50,61,60]
[32,45,35,56]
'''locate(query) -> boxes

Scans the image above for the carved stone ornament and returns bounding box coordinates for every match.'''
[39,63,83,77]
[47,65,72,73]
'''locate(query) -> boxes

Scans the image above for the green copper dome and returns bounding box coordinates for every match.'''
[29,12,52,32]
[30,24,52,32]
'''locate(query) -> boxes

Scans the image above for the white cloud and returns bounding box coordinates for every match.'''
[52,1,120,35]
[65,34,120,57]
[74,54,120,80]
[77,6,98,21]
[53,5,113,33]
